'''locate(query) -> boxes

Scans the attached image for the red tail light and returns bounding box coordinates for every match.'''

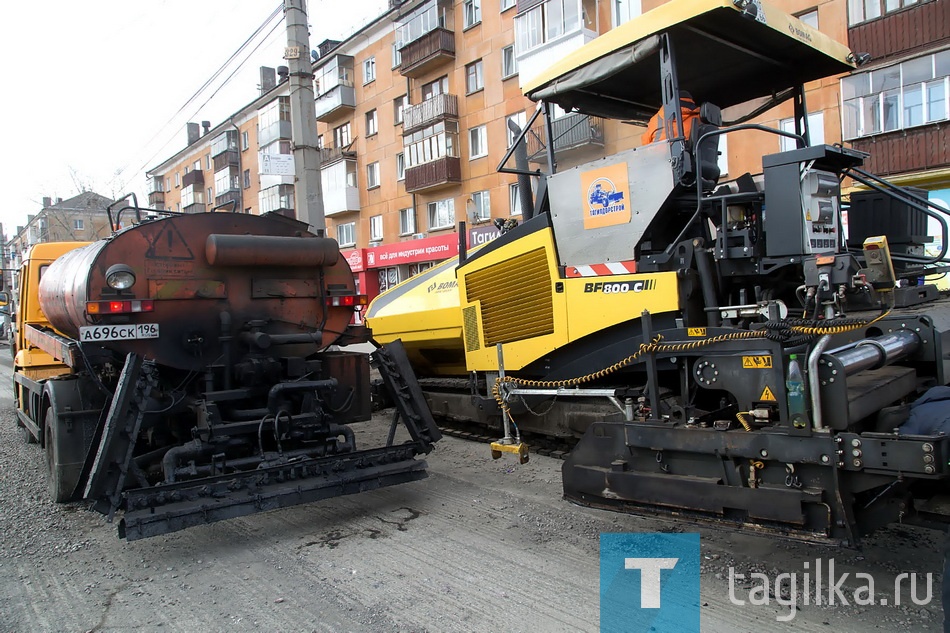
[326,294,368,308]
[87,299,155,315]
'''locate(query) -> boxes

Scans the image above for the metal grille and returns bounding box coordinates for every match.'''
[462,305,480,352]
[465,247,553,346]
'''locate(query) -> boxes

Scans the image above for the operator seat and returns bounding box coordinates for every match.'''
[687,102,722,191]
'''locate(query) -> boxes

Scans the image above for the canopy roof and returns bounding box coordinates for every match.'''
[524,0,856,121]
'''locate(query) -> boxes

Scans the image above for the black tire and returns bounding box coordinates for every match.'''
[20,423,37,444]
[45,407,72,503]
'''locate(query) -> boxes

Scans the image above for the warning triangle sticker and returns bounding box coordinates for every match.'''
[146,222,195,260]
[760,386,777,401]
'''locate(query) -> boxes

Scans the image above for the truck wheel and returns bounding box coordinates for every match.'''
[20,424,37,444]
[45,407,75,503]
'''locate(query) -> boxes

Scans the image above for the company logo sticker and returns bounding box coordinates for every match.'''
[581,163,632,230]
[600,532,700,633]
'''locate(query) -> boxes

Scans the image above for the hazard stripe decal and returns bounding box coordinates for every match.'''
[565,260,638,277]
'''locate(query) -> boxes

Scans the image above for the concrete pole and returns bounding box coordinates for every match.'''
[284,0,325,233]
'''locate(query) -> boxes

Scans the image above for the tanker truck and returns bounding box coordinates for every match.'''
[13,207,439,540]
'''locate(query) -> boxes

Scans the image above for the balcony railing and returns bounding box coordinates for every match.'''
[259,184,295,215]
[399,27,455,78]
[258,120,293,146]
[213,150,239,172]
[182,202,206,214]
[148,190,165,206]
[319,146,357,165]
[527,113,605,162]
[404,156,461,193]
[182,170,204,188]
[403,93,458,133]
[211,131,238,157]
[315,85,357,122]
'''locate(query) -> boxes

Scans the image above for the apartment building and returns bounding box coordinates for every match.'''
[5,192,115,270]
[145,0,949,302]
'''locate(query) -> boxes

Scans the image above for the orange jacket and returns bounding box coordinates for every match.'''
[641,97,700,145]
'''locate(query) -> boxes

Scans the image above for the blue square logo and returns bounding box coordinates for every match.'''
[600,532,700,633]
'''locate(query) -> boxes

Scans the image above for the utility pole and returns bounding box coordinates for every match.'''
[284,0,326,233]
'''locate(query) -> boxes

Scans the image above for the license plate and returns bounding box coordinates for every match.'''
[79,323,160,342]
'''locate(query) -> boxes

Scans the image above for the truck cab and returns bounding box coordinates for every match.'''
[13,241,88,444]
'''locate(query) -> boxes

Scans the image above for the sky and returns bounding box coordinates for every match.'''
[0,0,387,239]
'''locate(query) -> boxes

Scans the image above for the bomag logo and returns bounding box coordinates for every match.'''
[583,279,656,294]
[427,280,458,293]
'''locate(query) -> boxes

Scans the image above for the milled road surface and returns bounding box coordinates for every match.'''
[0,346,944,632]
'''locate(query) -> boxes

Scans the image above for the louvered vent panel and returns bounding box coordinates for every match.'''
[462,305,480,352]
[464,248,553,346]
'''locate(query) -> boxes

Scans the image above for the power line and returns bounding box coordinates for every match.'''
[109,2,284,193]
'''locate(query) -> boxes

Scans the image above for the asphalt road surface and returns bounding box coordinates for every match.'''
[0,343,944,632]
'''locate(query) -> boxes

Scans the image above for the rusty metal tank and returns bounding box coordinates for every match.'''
[39,212,357,371]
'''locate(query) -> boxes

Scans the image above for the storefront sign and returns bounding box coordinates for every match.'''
[365,232,459,268]
[342,248,365,272]
[469,225,501,247]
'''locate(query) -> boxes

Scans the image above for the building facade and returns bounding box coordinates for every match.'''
[5,192,115,273]
[145,0,949,303]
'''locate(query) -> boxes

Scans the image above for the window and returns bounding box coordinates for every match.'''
[841,50,949,139]
[403,120,460,168]
[165,177,171,192]
[428,198,455,230]
[207,187,213,202]
[422,76,449,101]
[502,45,517,79]
[502,0,516,10]
[175,172,181,187]
[366,109,378,136]
[848,0,918,26]
[367,162,380,189]
[506,111,527,148]
[394,95,409,125]
[515,0,584,55]
[464,0,481,28]
[392,42,402,68]
[337,222,356,247]
[363,56,376,84]
[796,8,818,28]
[466,60,484,94]
[370,215,384,241]
[334,122,352,147]
[397,152,406,180]
[613,0,641,26]
[469,125,488,159]
[193,160,201,172]
[314,57,354,96]
[471,190,491,222]
[399,207,415,235]
[243,169,251,189]
[73,219,84,231]
[779,112,826,151]
[205,154,212,170]
[510,183,524,216]
[241,131,249,151]
[378,266,401,293]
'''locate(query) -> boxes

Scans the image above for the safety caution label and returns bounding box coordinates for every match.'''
[759,386,777,401]
[687,328,707,337]
[742,356,773,369]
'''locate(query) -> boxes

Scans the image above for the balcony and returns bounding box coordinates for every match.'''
[211,130,238,158]
[213,150,239,171]
[527,113,605,162]
[399,28,455,78]
[319,146,357,166]
[214,190,242,211]
[258,120,293,146]
[259,184,295,216]
[403,93,457,133]
[516,13,597,89]
[182,170,204,188]
[404,156,461,193]
[321,158,360,216]
[315,85,356,122]
[148,190,165,206]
